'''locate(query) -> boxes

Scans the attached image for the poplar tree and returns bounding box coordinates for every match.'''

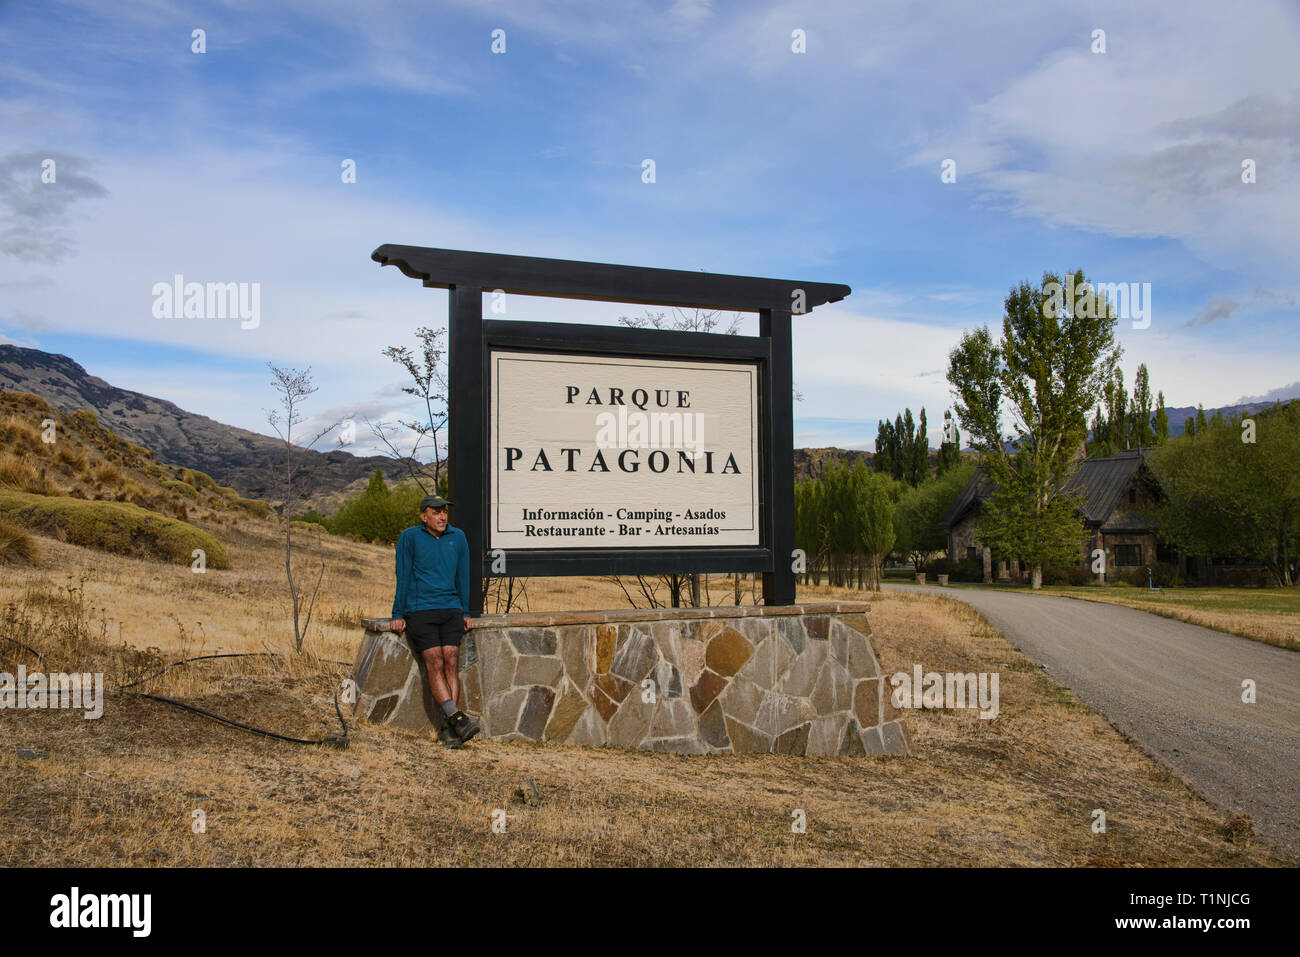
[947,270,1122,589]
[1154,391,1169,444]
[1129,363,1154,448]
[909,407,930,486]
[873,419,895,478]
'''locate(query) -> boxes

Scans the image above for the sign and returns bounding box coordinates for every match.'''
[372,243,851,609]
[489,350,760,549]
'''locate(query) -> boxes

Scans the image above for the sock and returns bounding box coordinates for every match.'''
[440,699,458,718]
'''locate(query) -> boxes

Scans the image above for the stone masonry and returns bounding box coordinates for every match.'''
[350,603,910,756]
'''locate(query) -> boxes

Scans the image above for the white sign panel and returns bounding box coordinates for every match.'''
[490,350,760,549]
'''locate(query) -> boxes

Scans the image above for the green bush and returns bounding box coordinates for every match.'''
[234,497,270,519]
[3,391,51,412]
[161,478,198,499]
[0,490,229,568]
[923,556,984,582]
[1211,566,1272,588]
[295,509,330,527]
[181,468,219,491]
[1042,563,1096,586]
[325,470,425,543]
[1149,561,1183,587]
[1114,561,1183,587]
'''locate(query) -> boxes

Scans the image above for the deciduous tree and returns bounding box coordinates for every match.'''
[947,270,1122,589]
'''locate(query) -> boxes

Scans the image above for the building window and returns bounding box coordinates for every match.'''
[1114,544,1142,566]
[967,547,978,562]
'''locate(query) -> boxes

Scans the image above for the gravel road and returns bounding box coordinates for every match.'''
[885,583,1300,860]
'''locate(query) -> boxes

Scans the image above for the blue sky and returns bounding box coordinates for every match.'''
[2,0,1299,454]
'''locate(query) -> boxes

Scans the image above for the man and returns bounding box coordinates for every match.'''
[390,495,481,748]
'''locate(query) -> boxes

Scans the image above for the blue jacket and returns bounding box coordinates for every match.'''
[391,523,470,617]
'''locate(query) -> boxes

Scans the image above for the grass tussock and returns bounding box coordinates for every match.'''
[0,517,37,565]
[0,413,43,451]
[0,490,229,569]
[0,453,58,495]
[91,462,123,488]
[55,443,89,471]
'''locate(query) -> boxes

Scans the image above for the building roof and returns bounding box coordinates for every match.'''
[1062,449,1147,525]
[940,448,1153,530]
[939,470,995,530]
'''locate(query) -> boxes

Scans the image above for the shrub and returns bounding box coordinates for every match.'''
[2,391,51,412]
[1148,561,1183,587]
[1043,563,1096,586]
[71,409,98,429]
[295,509,330,527]
[923,556,985,582]
[181,468,219,492]
[1115,562,1183,587]
[1212,566,1272,588]
[326,472,424,544]
[234,497,270,519]
[0,490,229,568]
[161,478,198,499]
[215,485,240,500]
[0,517,37,565]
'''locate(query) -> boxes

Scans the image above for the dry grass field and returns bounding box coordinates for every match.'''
[0,396,1286,864]
[1,510,1286,865]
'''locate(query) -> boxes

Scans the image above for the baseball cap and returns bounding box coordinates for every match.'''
[419,495,453,511]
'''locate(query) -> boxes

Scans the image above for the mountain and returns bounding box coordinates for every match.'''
[1162,400,1292,438]
[793,447,873,482]
[0,345,398,510]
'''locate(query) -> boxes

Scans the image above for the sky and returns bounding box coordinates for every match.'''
[2,0,1299,454]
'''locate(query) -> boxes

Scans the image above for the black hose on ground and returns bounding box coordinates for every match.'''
[118,651,351,748]
[5,641,352,748]
[0,634,48,670]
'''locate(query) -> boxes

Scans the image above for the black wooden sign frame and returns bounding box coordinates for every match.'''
[371,244,850,614]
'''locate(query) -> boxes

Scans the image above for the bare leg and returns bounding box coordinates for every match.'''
[442,646,460,709]
[420,647,452,705]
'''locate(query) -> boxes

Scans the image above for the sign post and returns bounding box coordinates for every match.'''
[372,245,850,614]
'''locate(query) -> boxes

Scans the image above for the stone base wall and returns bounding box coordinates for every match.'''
[351,603,909,757]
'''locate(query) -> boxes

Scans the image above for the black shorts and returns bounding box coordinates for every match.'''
[403,608,465,653]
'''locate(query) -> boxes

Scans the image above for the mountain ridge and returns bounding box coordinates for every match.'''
[0,344,396,510]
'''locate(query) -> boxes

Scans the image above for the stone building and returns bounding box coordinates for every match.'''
[940,448,1160,583]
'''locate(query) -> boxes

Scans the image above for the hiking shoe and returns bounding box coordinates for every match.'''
[449,710,480,743]
[437,724,463,749]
